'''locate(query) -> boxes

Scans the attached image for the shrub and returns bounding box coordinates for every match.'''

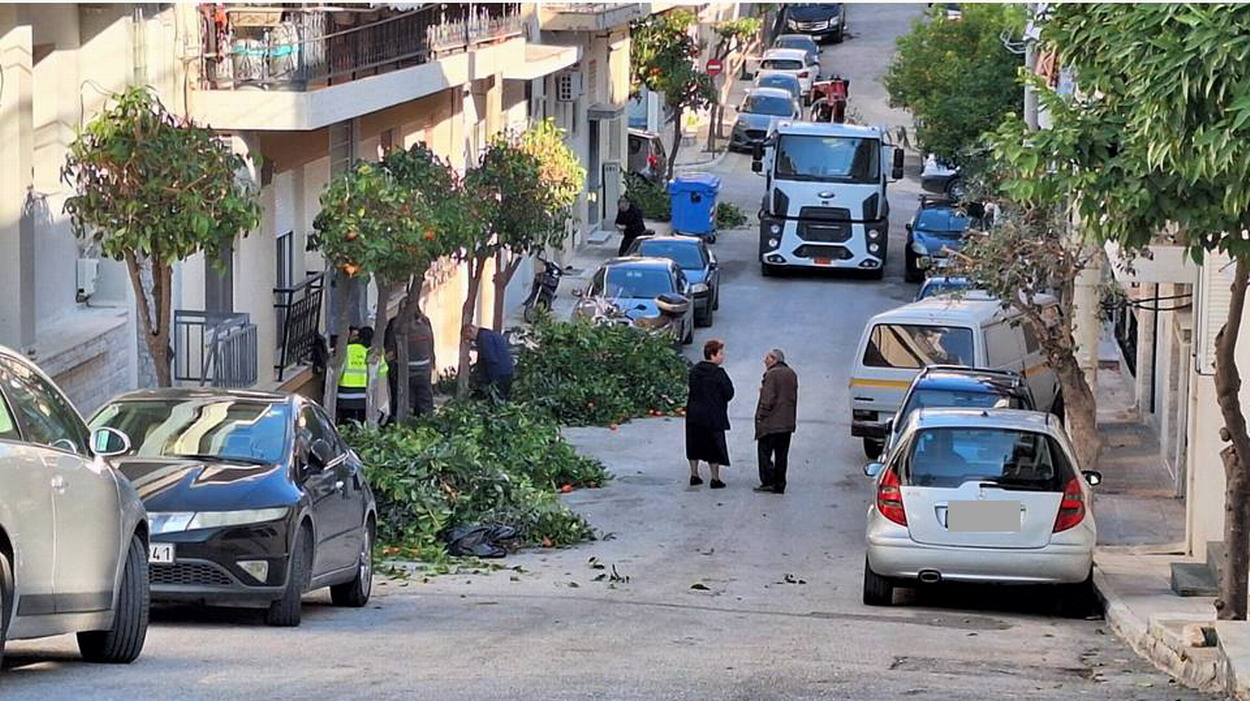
[715,202,747,230]
[512,318,689,426]
[624,172,671,221]
[342,399,609,558]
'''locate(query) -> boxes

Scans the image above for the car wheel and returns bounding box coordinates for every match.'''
[862,557,894,606]
[1051,392,1066,423]
[904,247,923,283]
[946,177,967,201]
[682,319,694,345]
[863,437,884,459]
[331,519,374,608]
[695,300,713,328]
[77,534,149,663]
[834,28,845,43]
[712,286,720,311]
[266,524,312,627]
[0,551,11,669]
[522,304,539,324]
[1058,569,1096,618]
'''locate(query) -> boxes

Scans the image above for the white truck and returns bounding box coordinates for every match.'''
[751,121,905,279]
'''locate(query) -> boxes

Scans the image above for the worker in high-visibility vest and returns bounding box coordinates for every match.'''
[337,326,370,425]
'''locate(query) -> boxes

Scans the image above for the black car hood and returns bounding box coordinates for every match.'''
[789,4,842,20]
[114,457,294,512]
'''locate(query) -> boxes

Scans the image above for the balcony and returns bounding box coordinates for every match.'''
[191,3,526,131]
[173,311,259,388]
[538,3,645,32]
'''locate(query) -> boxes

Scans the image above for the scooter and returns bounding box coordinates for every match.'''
[522,257,566,323]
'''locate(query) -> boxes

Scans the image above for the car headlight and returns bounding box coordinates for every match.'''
[149,508,290,534]
[690,282,709,295]
[867,228,882,240]
[768,237,780,248]
[911,240,929,255]
[769,223,782,234]
[150,512,195,535]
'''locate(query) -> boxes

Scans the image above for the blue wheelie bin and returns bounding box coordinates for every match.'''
[668,173,722,243]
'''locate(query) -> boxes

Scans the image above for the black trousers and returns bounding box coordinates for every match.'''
[757,432,793,492]
[409,365,434,416]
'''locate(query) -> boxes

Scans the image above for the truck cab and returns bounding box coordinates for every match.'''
[752,122,904,278]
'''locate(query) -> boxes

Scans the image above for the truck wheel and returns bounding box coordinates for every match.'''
[760,262,775,277]
[867,265,885,281]
[863,558,894,606]
[78,534,149,663]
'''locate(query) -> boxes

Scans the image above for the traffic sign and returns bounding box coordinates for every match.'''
[706,58,723,76]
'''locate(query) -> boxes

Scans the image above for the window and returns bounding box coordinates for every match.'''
[276,231,294,291]
[0,358,89,455]
[862,324,975,369]
[899,388,1025,423]
[903,427,1073,491]
[774,135,880,184]
[298,406,344,457]
[1022,321,1043,354]
[762,59,804,71]
[603,266,677,298]
[636,240,707,269]
[0,393,21,442]
[90,398,291,465]
[742,94,796,117]
[983,322,1020,369]
[628,137,642,155]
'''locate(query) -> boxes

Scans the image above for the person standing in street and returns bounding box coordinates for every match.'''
[462,324,515,400]
[407,309,437,415]
[614,196,647,257]
[754,348,798,494]
[686,339,734,489]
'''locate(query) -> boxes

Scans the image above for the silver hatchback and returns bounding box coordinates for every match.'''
[0,346,148,665]
[862,408,1100,607]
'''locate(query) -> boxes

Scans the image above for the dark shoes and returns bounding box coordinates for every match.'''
[754,484,784,494]
[690,475,704,486]
[710,479,726,489]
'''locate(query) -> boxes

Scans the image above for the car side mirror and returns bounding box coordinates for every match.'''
[905,221,913,232]
[1082,470,1103,487]
[891,148,905,181]
[572,288,584,298]
[863,461,885,478]
[90,427,130,457]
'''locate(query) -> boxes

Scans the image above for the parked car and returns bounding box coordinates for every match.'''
[772,33,821,66]
[571,257,696,345]
[905,196,972,283]
[752,72,804,102]
[0,345,148,665]
[914,275,977,302]
[757,48,820,102]
[881,366,1036,456]
[920,154,965,199]
[730,87,802,152]
[628,129,669,183]
[624,234,721,327]
[89,389,377,627]
[862,408,1101,610]
[781,3,848,43]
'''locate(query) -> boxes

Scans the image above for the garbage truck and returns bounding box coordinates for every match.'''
[752,121,905,279]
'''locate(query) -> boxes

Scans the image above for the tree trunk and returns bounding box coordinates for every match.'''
[122,252,172,387]
[365,280,397,428]
[1215,258,1250,621]
[666,106,684,181]
[1054,353,1100,471]
[456,255,488,398]
[492,253,526,330]
[323,278,353,424]
[394,278,422,422]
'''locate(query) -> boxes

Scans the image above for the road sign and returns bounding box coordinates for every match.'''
[706,58,723,76]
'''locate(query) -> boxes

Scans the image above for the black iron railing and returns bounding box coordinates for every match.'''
[173,311,259,388]
[200,3,523,91]
[274,272,326,381]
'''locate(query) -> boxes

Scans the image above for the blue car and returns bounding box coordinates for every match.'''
[625,234,720,327]
[905,197,971,283]
[914,275,975,301]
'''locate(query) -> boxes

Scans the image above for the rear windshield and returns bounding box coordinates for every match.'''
[757,75,799,94]
[742,94,794,116]
[762,59,804,71]
[776,38,814,51]
[862,324,975,368]
[917,279,971,300]
[899,388,1027,424]
[902,427,1075,491]
[636,240,706,269]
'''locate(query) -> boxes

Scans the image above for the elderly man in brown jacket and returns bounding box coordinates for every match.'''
[754,348,799,495]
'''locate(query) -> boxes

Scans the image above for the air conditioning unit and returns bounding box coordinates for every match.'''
[556,71,583,102]
[76,258,100,302]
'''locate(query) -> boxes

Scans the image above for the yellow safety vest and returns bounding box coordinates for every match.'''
[339,344,368,397]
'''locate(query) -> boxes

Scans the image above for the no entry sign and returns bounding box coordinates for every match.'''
[706,58,723,76]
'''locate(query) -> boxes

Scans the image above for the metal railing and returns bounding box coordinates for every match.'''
[274,272,325,382]
[173,311,259,388]
[200,3,523,90]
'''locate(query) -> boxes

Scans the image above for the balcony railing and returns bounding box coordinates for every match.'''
[173,311,259,388]
[274,272,325,382]
[200,3,523,91]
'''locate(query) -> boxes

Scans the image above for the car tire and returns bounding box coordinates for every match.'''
[695,301,713,328]
[863,437,884,459]
[266,525,312,627]
[77,534,149,664]
[0,550,11,669]
[331,519,374,608]
[946,177,967,201]
[834,28,844,43]
[904,247,923,283]
[862,557,894,606]
[682,319,694,346]
[712,286,720,311]
[1051,392,1066,423]
[1058,569,1097,618]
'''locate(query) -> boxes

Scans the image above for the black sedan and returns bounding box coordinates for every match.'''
[625,234,720,327]
[89,389,376,627]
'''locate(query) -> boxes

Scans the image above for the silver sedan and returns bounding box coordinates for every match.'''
[861,408,1100,608]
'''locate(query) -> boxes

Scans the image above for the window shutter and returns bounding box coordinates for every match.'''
[1196,251,1236,375]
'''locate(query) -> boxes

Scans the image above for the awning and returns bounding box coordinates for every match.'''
[588,103,625,121]
[502,44,582,81]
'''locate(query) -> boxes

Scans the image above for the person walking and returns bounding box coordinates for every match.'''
[686,339,734,489]
[614,196,647,257]
[462,324,515,400]
[754,348,798,494]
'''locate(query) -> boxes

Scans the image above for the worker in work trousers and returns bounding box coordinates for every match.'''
[407,311,436,416]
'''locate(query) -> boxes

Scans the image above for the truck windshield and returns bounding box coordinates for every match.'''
[774,135,880,183]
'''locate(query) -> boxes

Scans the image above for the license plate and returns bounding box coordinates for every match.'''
[947,501,1021,532]
[148,543,175,564]
[813,257,832,265]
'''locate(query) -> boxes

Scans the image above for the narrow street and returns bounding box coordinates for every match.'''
[0,6,1222,701]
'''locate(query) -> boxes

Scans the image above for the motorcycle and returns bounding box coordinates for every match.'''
[522,257,567,323]
[809,76,850,123]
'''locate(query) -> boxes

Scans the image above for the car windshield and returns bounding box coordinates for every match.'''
[900,388,1026,426]
[775,135,880,183]
[90,398,291,465]
[917,279,972,300]
[598,266,676,298]
[916,207,970,234]
[743,94,794,116]
[637,240,706,269]
[757,75,799,95]
[903,427,1074,491]
[862,324,975,368]
[762,59,804,71]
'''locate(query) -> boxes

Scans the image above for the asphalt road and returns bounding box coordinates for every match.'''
[0,5,1224,701]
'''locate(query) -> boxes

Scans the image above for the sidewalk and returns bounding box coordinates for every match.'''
[1089,339,1250,697]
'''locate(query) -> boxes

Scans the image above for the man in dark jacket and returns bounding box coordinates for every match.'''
[462,324,514,400]
[615,197,647,257]
[754,348,798,494]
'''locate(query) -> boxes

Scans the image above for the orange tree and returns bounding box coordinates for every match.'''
[62,87,261,385]
[631,9,715,179]
[311,144,464,422]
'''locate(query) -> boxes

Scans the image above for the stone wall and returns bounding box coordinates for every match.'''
[36,307,137,417]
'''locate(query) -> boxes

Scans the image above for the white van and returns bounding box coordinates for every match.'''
[849,295,1061,456]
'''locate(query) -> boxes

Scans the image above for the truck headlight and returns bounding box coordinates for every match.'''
[868,243,880,254]
[769,223,781,234]
[768,237,780,248]
[867,228,882,240]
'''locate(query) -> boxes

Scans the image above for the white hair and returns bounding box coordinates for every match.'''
[768,348,785,363]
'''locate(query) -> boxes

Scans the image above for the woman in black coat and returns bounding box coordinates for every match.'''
[686,338,734,488]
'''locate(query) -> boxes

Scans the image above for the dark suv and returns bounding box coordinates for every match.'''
[878,366,1036,456]
[781,3,847,43]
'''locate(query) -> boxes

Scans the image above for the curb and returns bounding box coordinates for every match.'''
[673,147,732,175]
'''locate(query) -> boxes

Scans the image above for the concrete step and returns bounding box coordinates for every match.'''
[1172,562,1219,597]
[1207,540,1226,583]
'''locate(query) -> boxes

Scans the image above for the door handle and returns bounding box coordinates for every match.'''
[50,475,67,493]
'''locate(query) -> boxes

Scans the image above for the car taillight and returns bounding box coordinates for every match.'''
[647,154,659,168]
[1053,477,1085,532]
[876,465,907,526]
[798,72,809,78]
